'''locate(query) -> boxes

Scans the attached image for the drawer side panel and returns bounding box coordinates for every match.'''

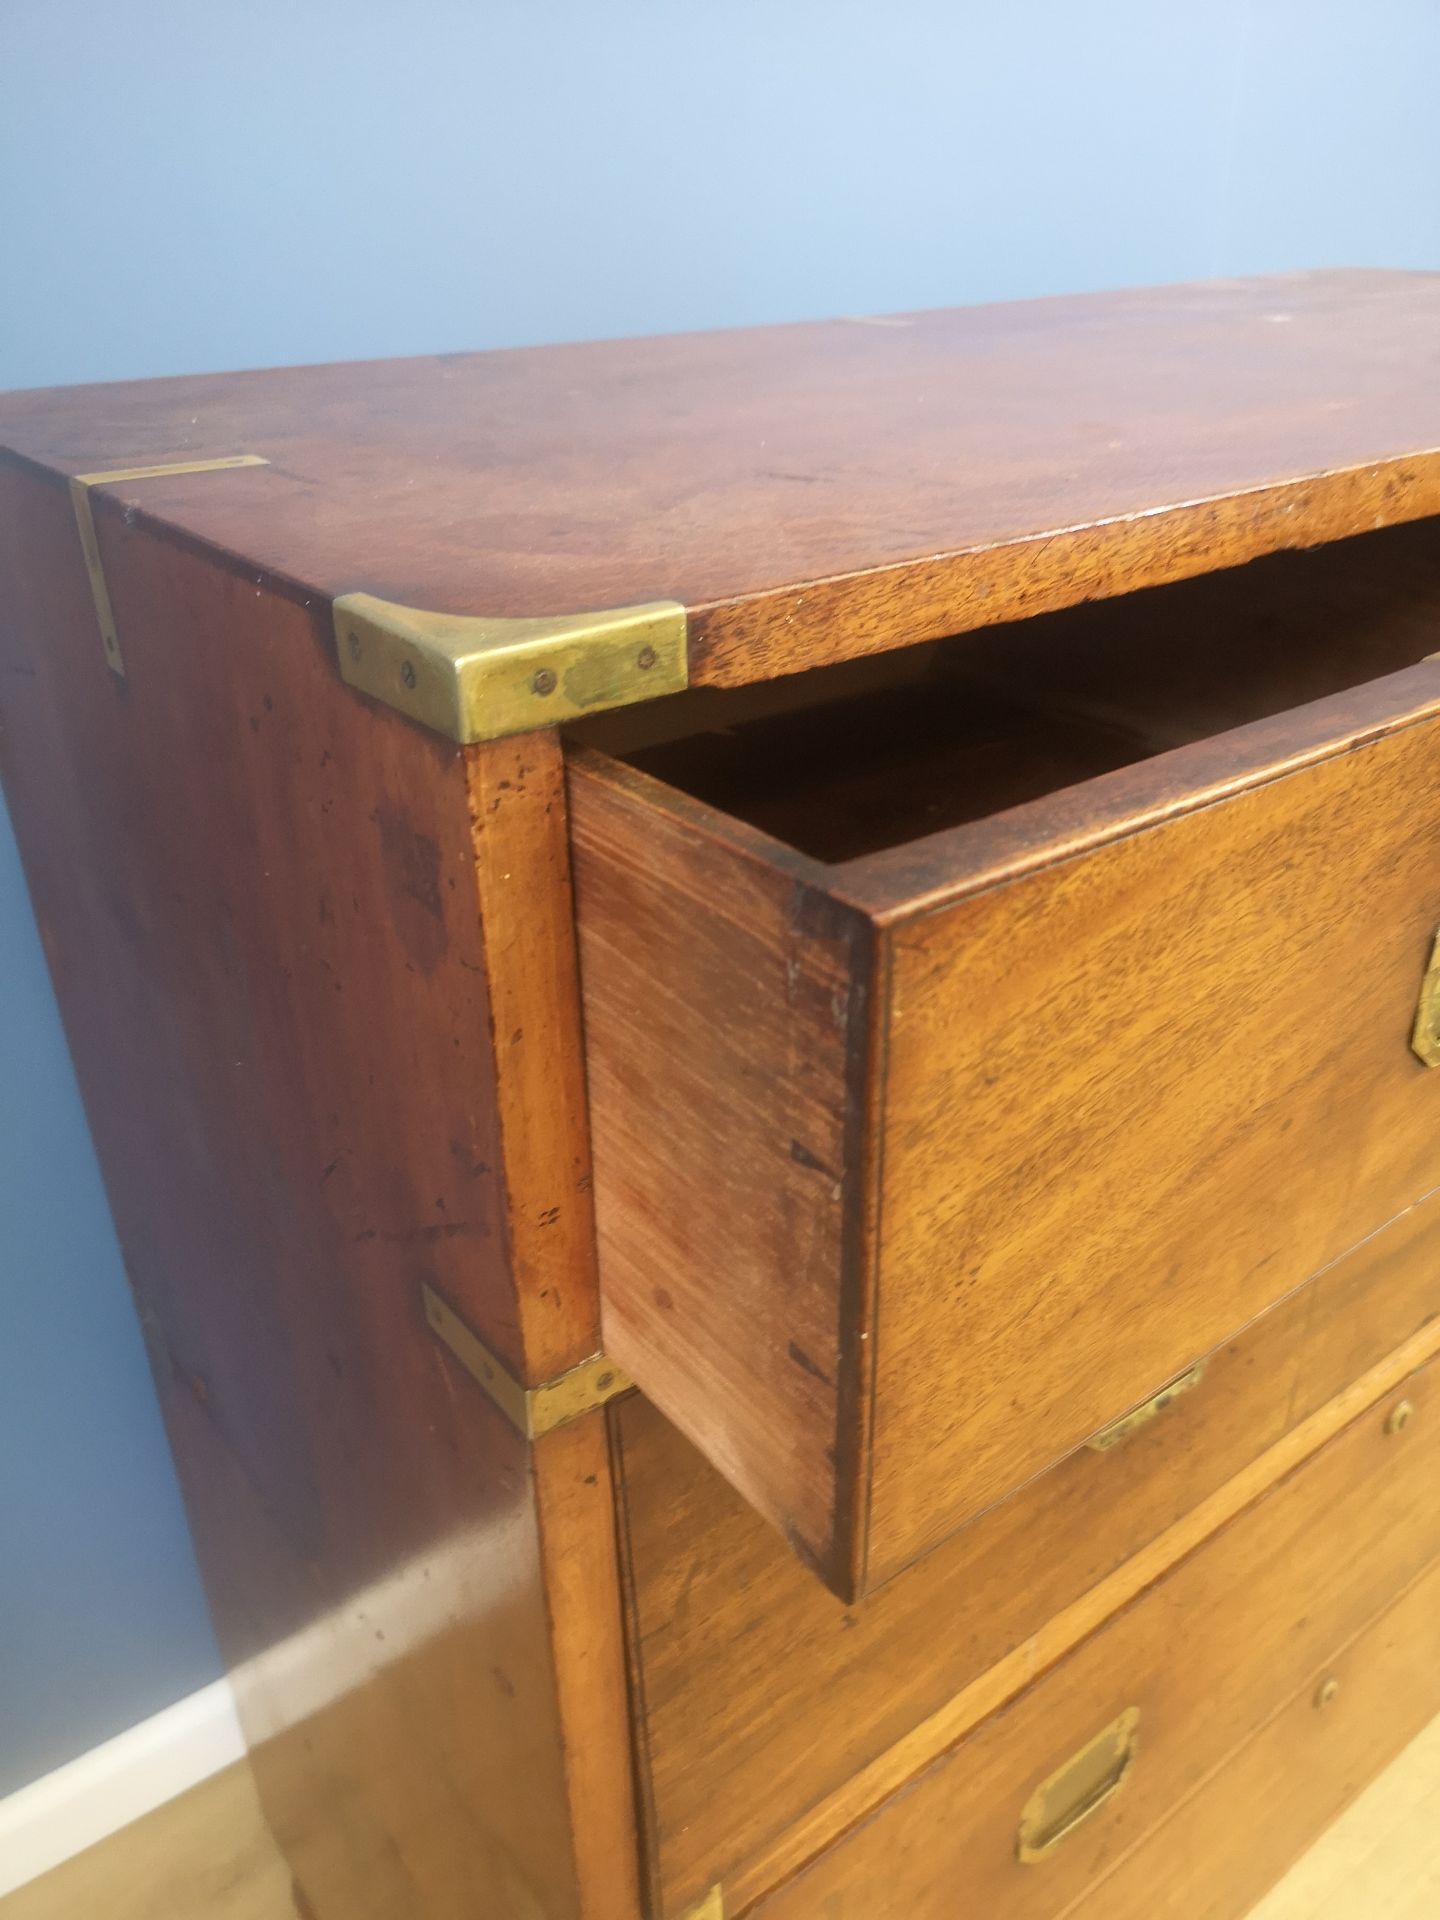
[569,756,876,1588]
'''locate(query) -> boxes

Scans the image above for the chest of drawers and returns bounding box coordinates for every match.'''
[4,269,1440,1919]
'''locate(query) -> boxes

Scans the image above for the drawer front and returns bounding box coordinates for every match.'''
[743,1351,1440,1920]
[618,1192,1440,1918]
[573,673,1440,1598]
[869,711,1440,1580]
[1063,1558,1440,1920]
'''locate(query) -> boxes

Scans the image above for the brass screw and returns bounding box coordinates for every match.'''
[1386,1399,1415,1436]
[532,669,558,696]
[400,661,417,690]
[347,631,362,661]
[636,645,657,670]
[1314,1676,1340,1710]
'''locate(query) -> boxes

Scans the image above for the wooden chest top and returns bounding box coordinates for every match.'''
[3,269,1440,691]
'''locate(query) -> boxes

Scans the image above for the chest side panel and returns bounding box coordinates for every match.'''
[0,463,635,1920]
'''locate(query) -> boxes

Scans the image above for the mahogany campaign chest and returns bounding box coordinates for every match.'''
[5,270,1440,1919]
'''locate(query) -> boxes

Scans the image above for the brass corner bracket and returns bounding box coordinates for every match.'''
[421,1285,632,1438]
[69,455,269,676]
[333,592,688,744]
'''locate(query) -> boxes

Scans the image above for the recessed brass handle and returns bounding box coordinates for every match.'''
[1086,1362,1207,1453]
[1411,928,1440,1066]
[1017,1708,1140,1862]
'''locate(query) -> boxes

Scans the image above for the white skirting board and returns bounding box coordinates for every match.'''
[0,1679,246,1897]
[0,1529,490,1898]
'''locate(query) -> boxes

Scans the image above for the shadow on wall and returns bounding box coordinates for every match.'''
[0,794,219,1795]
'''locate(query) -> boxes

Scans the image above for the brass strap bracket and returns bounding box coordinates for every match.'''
[68,456,269,676]
[334,592,688,744]
[421,1284,632,1438]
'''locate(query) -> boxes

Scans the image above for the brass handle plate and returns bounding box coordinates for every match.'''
[1086,1362,1207,1454]
[1017,1707,1140,1862]
[1412,928,1440,1066]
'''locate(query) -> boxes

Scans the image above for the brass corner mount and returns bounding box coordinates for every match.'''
[333,591,688,744]
[69,454,270,676]
[421,1285,632,1439]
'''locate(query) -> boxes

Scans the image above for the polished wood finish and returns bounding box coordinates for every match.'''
[868,686,1440,1579]
[1065,1561,1440,1920]
[748,1354,1440,1919]
[0,465,633,1920]
[7,280,1440,1920]
[568,758,873,1579]
[574,667,1440,1593]
[615,1197,1440,1916]
[1249,1711,1440,1920]
[13,1711,1440,1920]
[5,274,1440,690]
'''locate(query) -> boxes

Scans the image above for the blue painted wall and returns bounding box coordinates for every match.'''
[2,0,1439,1794]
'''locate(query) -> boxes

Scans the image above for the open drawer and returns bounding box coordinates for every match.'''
[567,518,1440,1599]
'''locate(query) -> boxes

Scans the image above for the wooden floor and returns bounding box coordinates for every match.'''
[6,1717,1440,1920]
[0,1764,294,1920]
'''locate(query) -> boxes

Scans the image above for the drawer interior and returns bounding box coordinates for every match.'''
[573,517,1440,863]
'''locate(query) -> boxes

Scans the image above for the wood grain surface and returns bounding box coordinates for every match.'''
[574,619,1440,1593]
[12,1695,1440,1920]
[745,1355,1440,1920]
[570,755,877,1581]
[1247,1709,1440,1920]
[868,695,1440,1580]
[4,273,1440,686]
[10,272,1440,1920]
[615,1191,1440,1916]
[1059,1558,1440,1920]
[0,465,636,1920]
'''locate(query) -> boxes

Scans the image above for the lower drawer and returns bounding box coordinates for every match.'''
[742,1351,1440,1919]
[1065,1554,1440,1920]
[617,1189,1440,1917]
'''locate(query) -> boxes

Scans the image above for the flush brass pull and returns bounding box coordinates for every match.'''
[1017,1708,1140,1862]
[1412,928,1440,1066]
[1086,1361,1207,1454]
